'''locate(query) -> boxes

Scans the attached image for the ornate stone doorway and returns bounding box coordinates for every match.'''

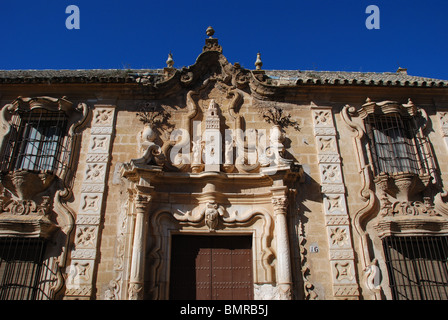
[169,235,253,300]
[115,34,304,300]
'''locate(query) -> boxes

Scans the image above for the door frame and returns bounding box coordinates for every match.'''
[146,205,276,300]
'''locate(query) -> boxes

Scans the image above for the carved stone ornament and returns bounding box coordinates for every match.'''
[0,170,55,200]
[204,201,222,231]
[374,172,432,203]
[357,98,418,119]
[364,258,382,294]
[174,200,226,232]
[380,200,439,218]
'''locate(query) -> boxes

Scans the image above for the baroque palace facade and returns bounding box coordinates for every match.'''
[0,27,448,300]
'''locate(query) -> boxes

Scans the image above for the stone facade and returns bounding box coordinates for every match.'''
[1,28,448,300]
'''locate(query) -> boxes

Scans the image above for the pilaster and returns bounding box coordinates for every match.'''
[128,193,151,300]
[271,191,292,300]
[311,105,360,299]
[65,105,115,299]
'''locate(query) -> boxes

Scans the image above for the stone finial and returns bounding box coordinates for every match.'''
[166,52,174,68]
[255,52,263,70]
[396,67,407,75]
[206,26,215,38]
[203,26,222,53]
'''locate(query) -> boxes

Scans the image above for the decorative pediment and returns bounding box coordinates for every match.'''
[3,96,74,114]
[135,31,249,93]
[356,98,418,119]
[132,27,284,101]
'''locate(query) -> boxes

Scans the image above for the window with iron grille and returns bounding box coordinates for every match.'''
[364,113,430,176]
[0,238,57,300]
[0,109,68,173]
[383,236,448,300]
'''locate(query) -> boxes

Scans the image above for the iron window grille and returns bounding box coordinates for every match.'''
[383,236,448,300]
[0,237,57,300]
[364,113,431,176]
[0,108,68,173]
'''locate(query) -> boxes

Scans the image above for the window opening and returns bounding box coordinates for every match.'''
[365,113,429,175]
[0,238,55,300]
[0,109,68,173]
[383,236,448,300]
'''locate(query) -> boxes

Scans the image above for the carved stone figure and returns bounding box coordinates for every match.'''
[192,137,202,165]
[204,201,221,231]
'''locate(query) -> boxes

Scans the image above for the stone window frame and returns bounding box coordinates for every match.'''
[364,112,431,177]
[342,98,448,300]
[0,96,88,183]
[0,96,89,299]
[0,108,69,174]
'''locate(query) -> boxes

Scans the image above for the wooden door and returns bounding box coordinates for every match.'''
[169,235,253,300]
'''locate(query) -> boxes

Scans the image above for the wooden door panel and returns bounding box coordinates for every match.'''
[169,235,253,300]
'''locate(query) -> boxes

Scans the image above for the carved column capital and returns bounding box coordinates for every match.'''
[272,196,288,216]
[134,193,151,214]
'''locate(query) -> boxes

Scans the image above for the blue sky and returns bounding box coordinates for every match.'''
[1,0,447,80]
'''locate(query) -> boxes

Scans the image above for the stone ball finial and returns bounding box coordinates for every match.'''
[255,52,263,70]
[166,52,174,68]
[206,26,215,38]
